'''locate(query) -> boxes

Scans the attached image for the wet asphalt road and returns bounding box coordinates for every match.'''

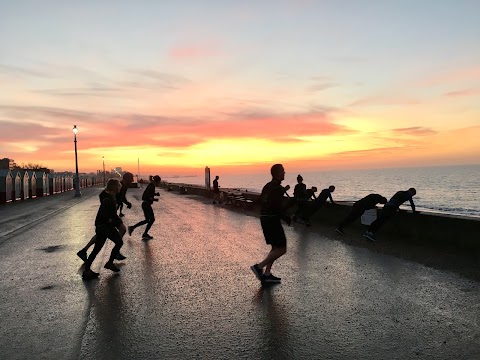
[0,187,479,360]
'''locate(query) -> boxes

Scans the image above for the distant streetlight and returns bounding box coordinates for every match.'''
[72,125,82,197]
[102,156,106,186]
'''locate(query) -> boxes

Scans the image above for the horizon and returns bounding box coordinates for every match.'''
[1,1,479,173]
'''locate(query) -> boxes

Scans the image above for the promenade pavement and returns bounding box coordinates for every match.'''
[0,187,478,360]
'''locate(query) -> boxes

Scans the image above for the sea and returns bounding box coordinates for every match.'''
[162,164,480,218]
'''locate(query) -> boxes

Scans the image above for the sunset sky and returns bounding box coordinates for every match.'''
[1,1,479,175]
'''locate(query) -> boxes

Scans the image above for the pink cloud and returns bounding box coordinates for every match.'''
[168,45,221,59]
[392,127,437,136]
[444,88,480,97]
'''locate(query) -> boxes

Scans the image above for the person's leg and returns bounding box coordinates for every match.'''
[129,202,150,235]
[252,218,286,281]
[338,206,363,232]
[369,206,395,233]
[118,202,124,216]
[143,216,155,236]
[77,234,97,261]
[259,246,287,272]
[115,223,127,260]
[104,229,124,272]
[83,232,107,278]
[141,203,155,237]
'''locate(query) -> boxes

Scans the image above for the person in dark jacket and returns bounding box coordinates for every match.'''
[364,188,417,241]
[250,164,291,284]
[335,194,387,235]
[128,175,161,240]
[82,178,125,279]
[116,172,134,217]
[76,172,133,262]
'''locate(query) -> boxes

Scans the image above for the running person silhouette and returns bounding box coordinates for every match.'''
[251,164,291,284]
[128,175,161,240]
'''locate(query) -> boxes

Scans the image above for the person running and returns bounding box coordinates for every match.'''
[77,172,133,262]
[250,164,291,284]
[297,185,335,226]
[335,193,387,235]
[116,172,134,217]
[212,175,221,204]
[363,188,417,241]
[128,175,160,240]
[82,178,125,279]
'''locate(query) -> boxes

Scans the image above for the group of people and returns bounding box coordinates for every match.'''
[77,173,161,279]
[251,164,417,284]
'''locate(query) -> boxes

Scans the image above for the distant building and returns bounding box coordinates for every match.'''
[0,158,14,170]
[115,167,123,173]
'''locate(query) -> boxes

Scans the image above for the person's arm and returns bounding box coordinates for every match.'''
[408,196,416,213]
[328,192,334,204]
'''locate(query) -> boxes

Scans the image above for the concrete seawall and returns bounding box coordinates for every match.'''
[163,182,480,253]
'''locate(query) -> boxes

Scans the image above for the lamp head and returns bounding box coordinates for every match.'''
[72,125,78,135]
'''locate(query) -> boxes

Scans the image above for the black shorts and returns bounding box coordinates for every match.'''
[142,201,154,220]
[261,217,286,247]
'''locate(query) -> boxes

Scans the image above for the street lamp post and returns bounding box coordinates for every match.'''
[73,125,82,197]
[102,156,106,186]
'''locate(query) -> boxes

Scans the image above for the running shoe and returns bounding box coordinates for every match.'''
[104,262,120,272]
[261,274,281,283]
[250,264,263,280]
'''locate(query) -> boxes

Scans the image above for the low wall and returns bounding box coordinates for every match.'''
[162,182,480,252]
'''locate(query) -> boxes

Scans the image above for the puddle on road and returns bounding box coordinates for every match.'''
[38,245,64,253]
[40,285,55,290]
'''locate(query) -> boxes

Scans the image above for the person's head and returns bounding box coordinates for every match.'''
[297,175,303,183]
[328,185,335,192]
[408,188,416,196]
[105,178,121,194]
[215,176,219,180]
[153,175,161,186]
[270,164,285,181]
[123,172,134,186]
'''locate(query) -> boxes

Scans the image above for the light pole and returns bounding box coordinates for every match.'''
[73,125,82,197]
[102,156,106,186]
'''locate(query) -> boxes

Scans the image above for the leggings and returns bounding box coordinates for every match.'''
[132,201,155,234]
[85,225,123,270]
[368,205,397,233]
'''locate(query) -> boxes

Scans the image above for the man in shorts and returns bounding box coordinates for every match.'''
[250,164,291,283]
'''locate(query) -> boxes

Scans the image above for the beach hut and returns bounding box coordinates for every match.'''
[35,171,48,197]
[11,171,21,201]
[16,169,30,200]
[48,173,56,194]
[0,169,13,204]
[26,170,37,198]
